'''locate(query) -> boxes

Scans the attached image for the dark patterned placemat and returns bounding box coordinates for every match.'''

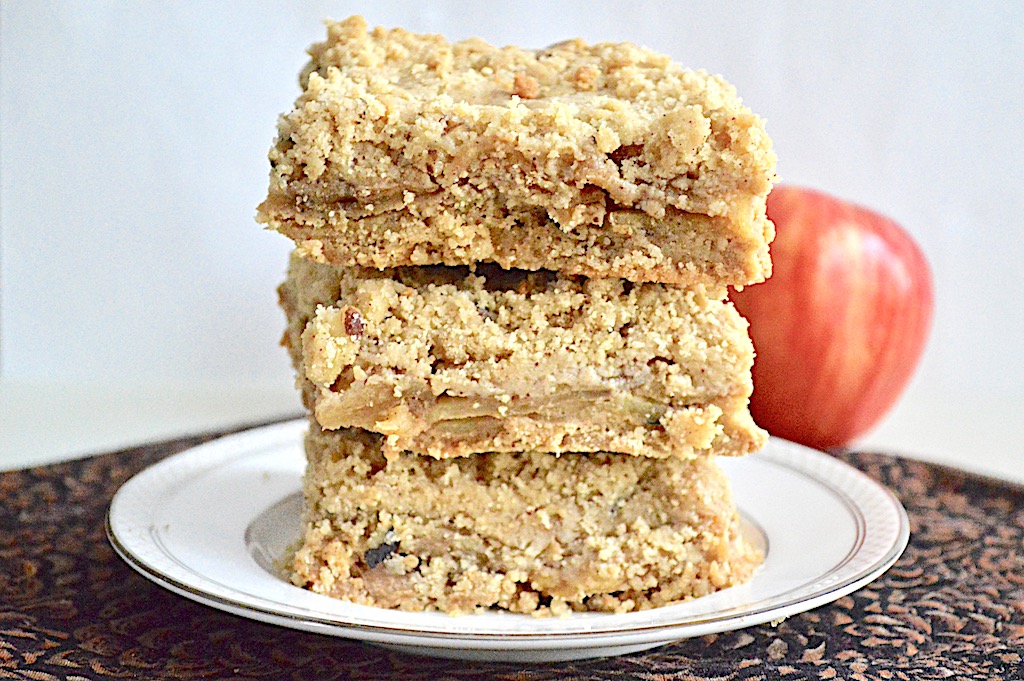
[1,423,1022,680]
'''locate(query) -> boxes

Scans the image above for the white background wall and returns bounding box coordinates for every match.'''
[2,1,1022,480]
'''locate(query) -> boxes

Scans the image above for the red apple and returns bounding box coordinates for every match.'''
[731,185,933,450]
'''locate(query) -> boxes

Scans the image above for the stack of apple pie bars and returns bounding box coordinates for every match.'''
[260,17,777,615]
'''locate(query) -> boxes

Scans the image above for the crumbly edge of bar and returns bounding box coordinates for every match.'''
[278,255,766,458]
[290,424,762,615]
[260,198,773,287]
[259,16,777,275]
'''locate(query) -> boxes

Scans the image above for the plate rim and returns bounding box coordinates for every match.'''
[106,419,910,646]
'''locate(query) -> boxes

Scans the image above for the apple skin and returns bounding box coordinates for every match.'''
[731,185,934,450]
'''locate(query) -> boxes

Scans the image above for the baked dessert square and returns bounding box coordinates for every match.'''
[258,16,777,286]
[279,253,767,459]
[291,423,761,615]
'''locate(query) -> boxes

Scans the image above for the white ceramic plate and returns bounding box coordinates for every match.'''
[107,419,909,662]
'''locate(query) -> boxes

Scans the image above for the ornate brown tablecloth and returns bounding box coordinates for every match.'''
[2,421,1022,680]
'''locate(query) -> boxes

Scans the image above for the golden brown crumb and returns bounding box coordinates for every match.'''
[512,72,540,99]
[571,64,599,90]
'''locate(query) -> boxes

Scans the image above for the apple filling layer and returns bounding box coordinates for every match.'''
[279,255,766,458]
[268,199,773,288]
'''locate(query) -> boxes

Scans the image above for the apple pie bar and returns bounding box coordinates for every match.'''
[257,16,777,287]
[265,17,774,617]
[279,253,766,459]
[291,423,761,615]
